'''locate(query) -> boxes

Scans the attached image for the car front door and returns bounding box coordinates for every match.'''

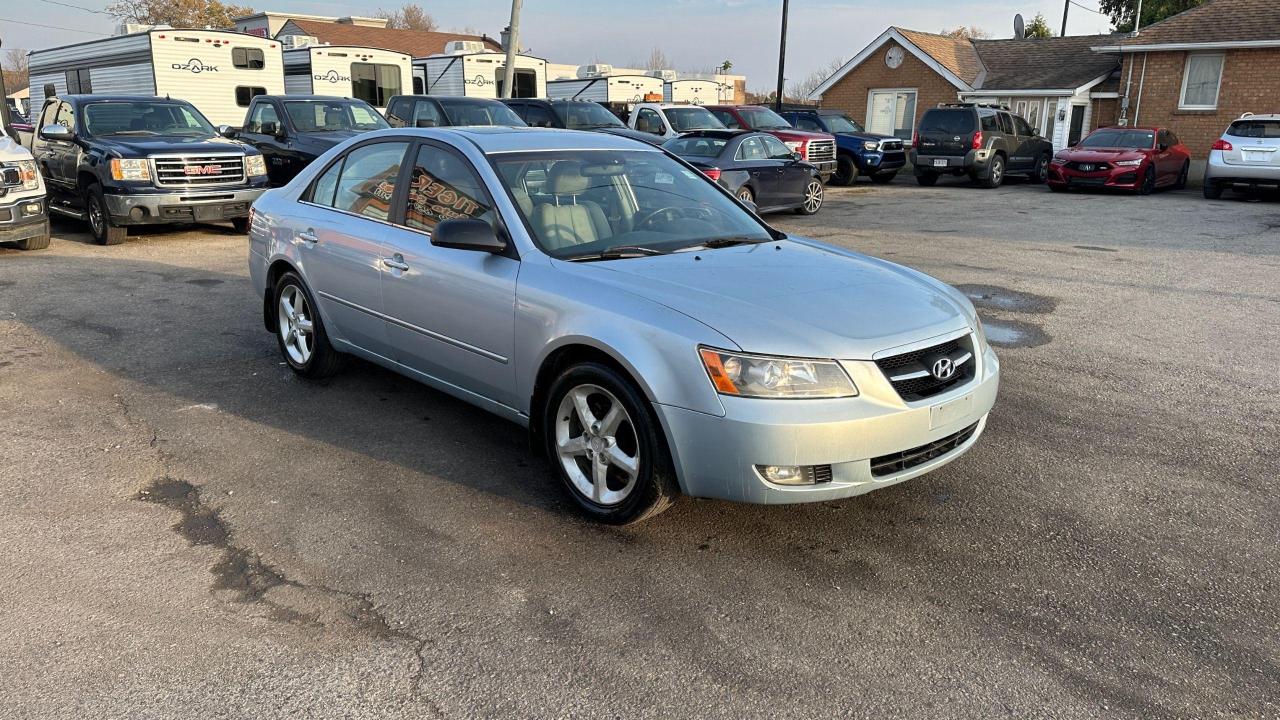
[293,140,409,359]
[241,100,290,186]
[1012,114,1039,170]
[1154,130,1178,180]
[30,101,70,196]
[735,136,783,206]
[761,134,810,198]
[378,141,519,408]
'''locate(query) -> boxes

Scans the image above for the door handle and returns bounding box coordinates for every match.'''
[298,229,319,245]
[382,255,410,271]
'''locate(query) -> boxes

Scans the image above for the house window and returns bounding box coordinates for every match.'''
[866,89,917,140]
[232,47,266,70]
[1179,53,1224,109]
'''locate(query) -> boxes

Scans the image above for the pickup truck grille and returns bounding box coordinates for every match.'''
[151,154,246,188]
[880,140,904,152]
[0,167,20,187]
[806,139,836,163]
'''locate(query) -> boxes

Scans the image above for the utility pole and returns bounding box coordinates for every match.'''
[774,0,789,112]
[1061,0,1070,36]
[500,0,523,99]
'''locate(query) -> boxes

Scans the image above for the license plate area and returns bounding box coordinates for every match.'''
[193,205,226,222]
[932,158,948,168]
[1243,150,1273,163]
[930,392,973,430]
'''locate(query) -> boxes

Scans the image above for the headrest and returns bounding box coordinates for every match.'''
[547,162,590,195]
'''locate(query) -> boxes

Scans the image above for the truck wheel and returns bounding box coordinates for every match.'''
[231,217,251,234]
[16,222,51,250]
[916,173,939,187]
[831,156,858,186]
[86,184,127,246]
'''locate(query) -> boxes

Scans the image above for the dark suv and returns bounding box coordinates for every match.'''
[911,104,1052,188]
[501,98,660,145]
[384,95,525,129]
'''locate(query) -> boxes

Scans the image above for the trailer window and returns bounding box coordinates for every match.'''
[351,63,401,107]
[236,86,267,107]
[495,69,537,99]
[232,47,266,70]
[65,69,92,94]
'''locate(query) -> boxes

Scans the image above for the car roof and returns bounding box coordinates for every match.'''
[59,95,192,104]
[670,129,749,140]
[1231,114,1280,121]
[357,126,662,154]
[267,95,370,102]
[1095,125,1160,131]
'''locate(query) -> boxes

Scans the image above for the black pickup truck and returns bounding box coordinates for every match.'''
[229,95,389,187]
[27,94,268,245]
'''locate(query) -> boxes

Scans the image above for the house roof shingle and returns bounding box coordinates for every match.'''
[895,28,985,85]
[973,34,1121,90]
[283,19,500,58]
[1116,0,1280,46]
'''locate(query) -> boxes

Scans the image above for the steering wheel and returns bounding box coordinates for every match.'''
[634,205,723,230]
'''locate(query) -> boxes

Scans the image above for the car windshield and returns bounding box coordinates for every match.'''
[438,99,526,127]
[1078,129,1155,149]
[736,106,792,130]
[557,102,624,129]
[1227,119,1280,139]
[823,114,865,133]
[663,136,730,158]
[284,100,389,132]
[492,149,773,260]
[82,102,215,137]
[919,109,975,134]
[665,107,725,132]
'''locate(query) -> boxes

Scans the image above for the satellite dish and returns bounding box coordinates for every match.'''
[1014,13,1025,38]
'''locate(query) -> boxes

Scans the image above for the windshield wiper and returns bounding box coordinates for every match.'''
[103,130,159,136]
[690,236,772,249]
[564,245,668,262]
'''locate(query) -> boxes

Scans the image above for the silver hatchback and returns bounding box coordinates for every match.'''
[1204,113,1280,198]
[247,127,999,523]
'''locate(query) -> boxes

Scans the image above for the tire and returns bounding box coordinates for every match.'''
[86,184,127,246]
[736,185,755,208]
[869,171,897,185]
[543,362,679,524]
[1174,161,1190,190]
[231,217,251,234]
[1203,178,1224,200]
[16,222,51,250]
[980,154,1005,189]
[273,271,344,379]
[1138,165,1156,195]
[916,173,939,187]
[831,155,858,186]
[1029,154,1050,184]
[795,178,824,215]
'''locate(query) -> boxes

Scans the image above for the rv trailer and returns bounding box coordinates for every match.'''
[283,45,411,111]
[547,74,663,104]
[413,49,547,99]
[663,79,725,105]
[28,29,284,126]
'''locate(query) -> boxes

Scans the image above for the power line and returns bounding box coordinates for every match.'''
[1068,0,1108,15]
[36,0,111,14]
[0,16,108,34]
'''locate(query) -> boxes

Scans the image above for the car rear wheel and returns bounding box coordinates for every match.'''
[1174,161,1190,190]
[979,154,1005,189]
[795,179,824,215]
[736,185,755,205]
[274,272,344,379]
[916,173,939,187]
[831,156,858,186]
[1030,154,1050,184]
[543,363,678,524]
[1203,178,1224,199]
[1139,166,1156,195]
[86,184,127,246]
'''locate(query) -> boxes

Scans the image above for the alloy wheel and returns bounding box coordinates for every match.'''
[88,198,104,237]
[803,181,824,213]
[737,187,753,203]
[554,384,640,506]
[990,159,1004,185]
[277,284,315,365]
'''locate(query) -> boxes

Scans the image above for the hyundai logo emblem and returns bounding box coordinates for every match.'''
[931,357,955,380]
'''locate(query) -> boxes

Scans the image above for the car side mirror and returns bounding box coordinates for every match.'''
[538,120,553,128]
[40,124,73,142]
[415,118,437,128]
[431,218,507,253]
[218,125,238,139]
[259,121,278,137]
[1159,143,1169,151]
[792,152,803,161]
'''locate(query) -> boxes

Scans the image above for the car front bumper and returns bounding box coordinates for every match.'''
[0,194,49,244]
[1204,150,1280,185]
[808,159,837,179]
[104,184,268,226]
[655,341,1000,504]
[1047,163,1143,190]
[862,150,907,173]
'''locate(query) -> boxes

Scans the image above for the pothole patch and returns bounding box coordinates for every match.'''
[956,284,1057,314]
[982,318,1051,348]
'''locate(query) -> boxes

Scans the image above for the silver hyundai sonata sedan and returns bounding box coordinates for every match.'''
[248,127,999,523]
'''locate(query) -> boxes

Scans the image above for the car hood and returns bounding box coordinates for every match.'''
[92,134,253,157]
[0,132,34,161]
[1060,147,1148,161]
[837,130,898,143]
[766,129,835,143]
[592,127,664,145]
[564,238,972,359]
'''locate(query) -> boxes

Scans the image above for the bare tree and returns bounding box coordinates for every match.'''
[644,47,672,72]
[2,48,29,91]
[107,0,254,27]
[940,25,991,39]
[375,4,438,31]
[790,56,847,100]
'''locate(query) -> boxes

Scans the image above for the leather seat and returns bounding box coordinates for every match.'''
[534,162,612,250]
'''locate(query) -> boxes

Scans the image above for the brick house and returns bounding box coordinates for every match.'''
[1091,0,1280,178]
[809,28,1122,151]
[276,19,501,59]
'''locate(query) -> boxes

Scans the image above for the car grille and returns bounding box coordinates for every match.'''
[870,422,980,478]
[879,140,904,152]
[875,336,976,402]
[806,139,836,163]
[0,167,20,186]
[152,154,246,187]
[1066,161,1110,172]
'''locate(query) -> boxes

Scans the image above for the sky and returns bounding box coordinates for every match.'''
[3,0,1115,92]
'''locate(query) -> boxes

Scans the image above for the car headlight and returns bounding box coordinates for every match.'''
[784,140,804,154]
[245,154,267,177]
[1114,159,1143,167]
[862,140,879,151]
[109,158,150,182]
[699,347,857,399]
[16,160,38,190]
[1051,153,1067,165]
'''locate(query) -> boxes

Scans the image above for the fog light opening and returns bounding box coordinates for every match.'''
[756,464,833,486]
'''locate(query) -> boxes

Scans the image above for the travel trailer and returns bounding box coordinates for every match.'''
[664,79,725,105]
[283,45,411,110]
[547,74,663,104]
[28,28,284,126]
[413,44,547,99]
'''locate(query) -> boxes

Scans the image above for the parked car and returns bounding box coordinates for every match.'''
[626,102,725,140]
[27,94,268,245]
[663,130,824,215]
[1048,126,1190,194]
[384,95,526,129]
[911,104,1052,188]
[780,108,906,185]
[247,127,999,524]
[0,120,50,250]
[230,95,389,187]
[703,105,837,183]
[1203,113,1280,199]
[501,98,660,145]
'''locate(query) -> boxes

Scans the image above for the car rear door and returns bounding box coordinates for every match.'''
[917,108,975,159]
[377,141,519,408]
[1221,118,1280,171]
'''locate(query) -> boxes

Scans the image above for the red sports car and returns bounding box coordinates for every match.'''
[1048,126,1192,194]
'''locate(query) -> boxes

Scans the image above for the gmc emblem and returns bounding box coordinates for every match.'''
[184,165,223,176]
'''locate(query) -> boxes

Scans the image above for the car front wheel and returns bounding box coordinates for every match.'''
[274,271,344,379]
[795,179,824,215]
[543,363,678,524]
[1139,166,1156,195]
[86,184,127,245]
[831,156,858,186]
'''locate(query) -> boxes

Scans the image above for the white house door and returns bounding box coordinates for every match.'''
[867,90,917,140]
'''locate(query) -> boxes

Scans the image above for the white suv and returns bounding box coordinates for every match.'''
[627,103,726,140]
[1204,113,1280,199]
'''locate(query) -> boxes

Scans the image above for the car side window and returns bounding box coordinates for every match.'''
[53,102,76,132]
[386,98,411,128]
[524,104,554,128]
[997,113,1014,134]
[409,100,444,128]
[246,102,280,134]
[401,144,494,235]
[712,110,741,129]
[980,113,998,132]
[327,141,410,221]
[736,136,767,161]
[635,107,662,134]
[38,101,59,130]
[308,159,343,207]
[1013,115,1035,137]
[761,135,794,160]
[795,116,822,132]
